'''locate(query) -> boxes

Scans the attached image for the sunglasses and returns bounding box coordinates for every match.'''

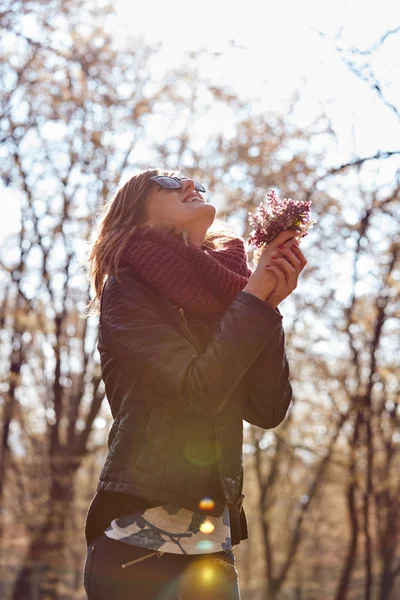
[149,175,206,194]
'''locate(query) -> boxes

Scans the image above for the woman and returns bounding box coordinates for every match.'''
[83,168,306,599]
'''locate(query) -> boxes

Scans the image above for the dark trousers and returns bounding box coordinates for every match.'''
[83,533,241,599]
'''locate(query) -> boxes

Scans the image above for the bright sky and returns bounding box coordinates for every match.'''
[114,0,400,159]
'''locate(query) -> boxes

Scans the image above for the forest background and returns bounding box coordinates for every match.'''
[0,0,400,598]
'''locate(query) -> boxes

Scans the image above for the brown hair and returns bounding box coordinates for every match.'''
[83,167,241,317]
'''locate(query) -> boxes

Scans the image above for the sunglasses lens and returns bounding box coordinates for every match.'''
[151,176,206,193]
[155,177,180,188]
[194,181,206,193]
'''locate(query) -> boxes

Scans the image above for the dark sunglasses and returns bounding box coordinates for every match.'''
[149,175,206,193]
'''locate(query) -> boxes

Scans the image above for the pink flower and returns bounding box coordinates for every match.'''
[248,190,316,250]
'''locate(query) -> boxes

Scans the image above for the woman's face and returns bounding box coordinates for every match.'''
[144,177,216,235]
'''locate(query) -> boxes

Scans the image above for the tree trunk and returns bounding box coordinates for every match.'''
[12,456,80,600]
[0,330,24,529]
[335,414,361,600]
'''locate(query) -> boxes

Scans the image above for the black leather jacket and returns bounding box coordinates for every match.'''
[96,266,292,521]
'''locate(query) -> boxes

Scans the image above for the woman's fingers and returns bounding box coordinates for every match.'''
[267,257,297,290]
[268,230,298,249]
[276,243,307,272]
[291,245,307,271]
[265,264,287,288]
[266,264,295,297]
[276,246,302,271]
[264,238,307,307]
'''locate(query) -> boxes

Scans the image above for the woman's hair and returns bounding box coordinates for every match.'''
[83,167,241,317]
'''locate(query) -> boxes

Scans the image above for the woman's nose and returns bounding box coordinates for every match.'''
[181,179,195,192]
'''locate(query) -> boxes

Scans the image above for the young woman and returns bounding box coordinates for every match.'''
[83,168,306,599]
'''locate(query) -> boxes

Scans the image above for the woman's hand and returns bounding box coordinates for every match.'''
[243,230,303,303]
[264,236,307,309]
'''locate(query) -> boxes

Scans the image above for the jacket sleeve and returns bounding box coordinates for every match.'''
[101,277,284,417]
[239,298,293,429]
[241,321,293,429]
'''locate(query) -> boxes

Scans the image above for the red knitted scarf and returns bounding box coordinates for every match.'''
[121,226,253,314]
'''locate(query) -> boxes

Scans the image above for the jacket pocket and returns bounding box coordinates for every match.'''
[133,403,165,471]
[117,404,165,472]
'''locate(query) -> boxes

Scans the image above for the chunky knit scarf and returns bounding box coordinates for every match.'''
[120,226,253,314]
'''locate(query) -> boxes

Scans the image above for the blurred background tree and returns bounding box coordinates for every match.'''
[0,0,399,599]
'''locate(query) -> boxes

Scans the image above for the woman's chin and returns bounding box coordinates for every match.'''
[200,202,217,218]
[184,202,216,222]
[201,205,217,225]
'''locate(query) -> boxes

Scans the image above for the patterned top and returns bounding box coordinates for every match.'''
[104,504,232,555]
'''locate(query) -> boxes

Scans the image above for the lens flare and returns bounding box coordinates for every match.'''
[196,540,215,551]
[183,440,220,466]
[198,497,215,511]
[202,566,214,583]
[199,520,215,534]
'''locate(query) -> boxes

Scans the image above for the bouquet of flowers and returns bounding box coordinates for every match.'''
[248,189,316,263]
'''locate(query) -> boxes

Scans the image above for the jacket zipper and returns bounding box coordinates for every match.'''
[177,307,199,350]
[178,307,188,327]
